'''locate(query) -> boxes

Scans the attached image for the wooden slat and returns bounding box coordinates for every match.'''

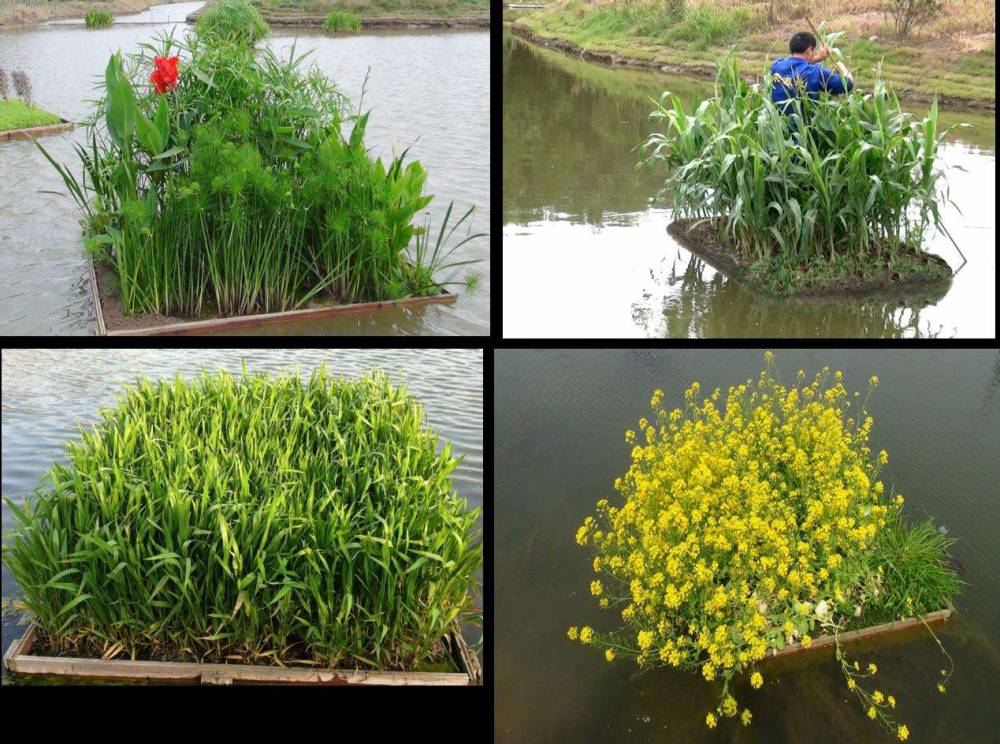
[765,609,953,660]
[453,628,482,684]
[5,624,476,685]
[90,256,456,336]
[0,119,73,143]
[87,256,107,337]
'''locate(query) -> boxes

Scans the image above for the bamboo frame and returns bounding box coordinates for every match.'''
[764,609,953,660]
[4,622,482,685]
[0,119,74,143]
[88,255,456,336]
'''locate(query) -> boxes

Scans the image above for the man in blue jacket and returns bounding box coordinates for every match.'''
[771,31,854,114]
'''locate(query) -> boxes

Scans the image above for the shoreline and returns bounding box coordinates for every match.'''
[0,0,187,28]
[507,23,995,113]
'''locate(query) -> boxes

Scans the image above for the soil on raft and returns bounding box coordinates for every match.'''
[507,24,995,113]
[667,218,954,299]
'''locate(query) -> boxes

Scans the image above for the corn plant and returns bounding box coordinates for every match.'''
[2,367,481,671]
[640,55,965,294]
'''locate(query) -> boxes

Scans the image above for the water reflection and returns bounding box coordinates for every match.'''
[502,32,996,338]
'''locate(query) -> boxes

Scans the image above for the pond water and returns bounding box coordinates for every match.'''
[503,33,996,338]
[49,0,205,25]
[0,16,489,335]
[495,349,1000,742]
[1,348,483,679]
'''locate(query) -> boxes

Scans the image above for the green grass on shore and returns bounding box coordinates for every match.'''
[253,0,488,20]
[515,1,995,105]
[0,99,61,133]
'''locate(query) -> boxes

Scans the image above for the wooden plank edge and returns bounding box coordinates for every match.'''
[87,256,107,336]
[765,609,954,660]
[6,623,472,685]
[90,251,456,336]
[0,119,74,143]
[4,624,37,672]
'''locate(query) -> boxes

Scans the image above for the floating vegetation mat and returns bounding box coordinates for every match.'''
[3,367,481,672]
[569,352,960,739]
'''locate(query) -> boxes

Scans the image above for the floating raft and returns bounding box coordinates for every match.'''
[764,609,954,660]
[88,255,455,336]
[0,119,73,143]
[4,623,482,685]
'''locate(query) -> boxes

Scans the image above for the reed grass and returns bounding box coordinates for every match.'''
[641,55,963,293]
[196,0,269,44]
[84,9,113,28]
[2,367,481,671]
[323,10,360,32]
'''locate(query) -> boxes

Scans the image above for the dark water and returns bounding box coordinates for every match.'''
[1,348,483,679]
[502,33,996,338]
[495,349,1000,742]
[0,18,489,335]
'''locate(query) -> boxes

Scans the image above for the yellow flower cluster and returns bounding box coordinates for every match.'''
[571,355,900,731]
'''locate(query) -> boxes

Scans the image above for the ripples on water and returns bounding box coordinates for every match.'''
[0,21,489,335]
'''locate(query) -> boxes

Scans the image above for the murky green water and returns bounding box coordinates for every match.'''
[0,14,489,335]
[502,33,996,338]
[495,349,1000,742]
[1,349,483,681]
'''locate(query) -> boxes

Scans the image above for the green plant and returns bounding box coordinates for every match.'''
[0,99,61,132]
[2,367,482,671]
[196,0,270,45]
[323,10,361,32]
[36,30,484,318]
[640,54,963,293]
[85,9,113,28]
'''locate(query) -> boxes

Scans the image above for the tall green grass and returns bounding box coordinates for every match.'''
[641,56,962,293]
[84,10,113,28]
[196,0,269,44]
[2,367,481,670]
[324,10,360,32]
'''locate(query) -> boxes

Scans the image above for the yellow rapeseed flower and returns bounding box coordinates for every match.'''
[868,663,878,674]
[937,683,946,694]
[873,691,884,704]
[567,627,578,641]
[580,626,593,644]
[605,648,615,662]
[591,580,603,597]
[705,713,717,729]
[750,671,763,689]
[898,724,909,741]
[879,450,889,465]
[867,706,877,720]
[801,635,812,649]
[870,375,879,385]
[741,709,752,726]
[637,630,654,651]
[887,695,895,709]
[847,678,857,690]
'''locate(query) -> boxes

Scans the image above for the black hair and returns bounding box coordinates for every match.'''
[789,32,816,55]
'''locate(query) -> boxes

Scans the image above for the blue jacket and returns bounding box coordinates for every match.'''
[770,57,853,113]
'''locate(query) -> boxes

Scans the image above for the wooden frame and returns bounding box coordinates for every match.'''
[4,622,482,685]
[0,119,74,143]
[764,609,953,660]
[88,256,456,336]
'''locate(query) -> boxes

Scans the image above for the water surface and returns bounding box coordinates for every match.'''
[0,19,489,335]
[503,33,995,338]
[1,348,483,677]
[495,349,1000,742]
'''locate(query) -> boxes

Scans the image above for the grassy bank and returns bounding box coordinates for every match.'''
[0,0,181,27]
[0,99,61,132]
[513,0,995,108]
[242,0,489,26]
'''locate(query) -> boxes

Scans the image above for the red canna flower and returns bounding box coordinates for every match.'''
[150,55,179,94]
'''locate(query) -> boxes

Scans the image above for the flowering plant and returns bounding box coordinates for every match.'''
[150,55,179,94]
[570,352,959,740]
